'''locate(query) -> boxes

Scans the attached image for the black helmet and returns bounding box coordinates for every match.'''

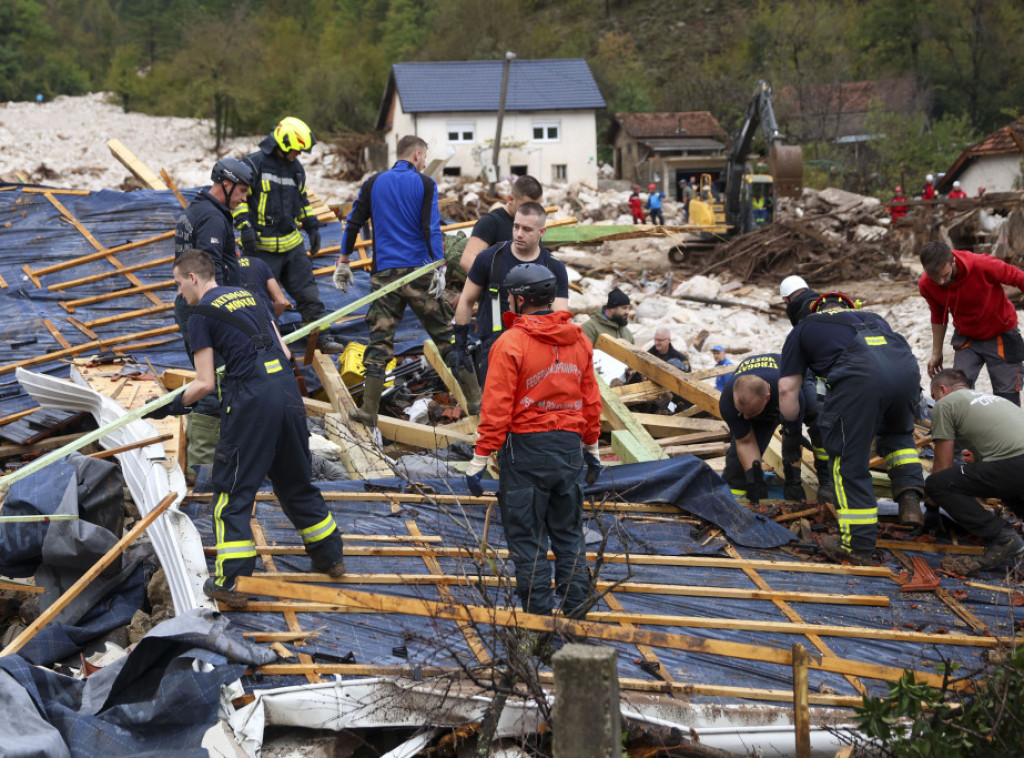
[211,157,255,187]
[504,263,557,305]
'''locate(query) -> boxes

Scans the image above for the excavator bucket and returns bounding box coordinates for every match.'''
[769,145,803,197]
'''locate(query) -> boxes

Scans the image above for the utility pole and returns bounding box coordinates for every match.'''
[490,51,516,197]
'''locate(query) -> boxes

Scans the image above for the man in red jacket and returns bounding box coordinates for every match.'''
[919,241,1024,405]
[464,263,602,620]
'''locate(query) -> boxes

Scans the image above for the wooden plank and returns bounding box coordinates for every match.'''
[610,429,660,463]
[602,590,676,684]
[59,280,171,312]
[793,644,811,758]
[596,334,722,417]
[302,396,334,418]
[49,255,173,292]
[377,415,475,449]
[312,351,392,478]
[84,302,174,329]
[106,138,168,190]
[42,192,161,306]
[663,441,730,457]
[657,430,731,447]
[0,325,178,376]
[262,571,890,606]
[626,413,728,435]
[1,494,176,657]
[690,363,736,381]
[877,540,983,555]
[160,168,189,208]
[234,576,960,689]
[423,338,477,423]
[41,319,72,349]
[23,231,174,284]
[597,374,666,460]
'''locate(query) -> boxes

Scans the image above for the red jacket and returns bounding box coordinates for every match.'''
[475,310,602,455]
[923,184,936,200]
[889,195,908,221]
[628,194,644,216]
[948,189,968,199]
[918,249,1024,340]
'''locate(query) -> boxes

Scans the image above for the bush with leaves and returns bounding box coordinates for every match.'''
[851,649,1024,757]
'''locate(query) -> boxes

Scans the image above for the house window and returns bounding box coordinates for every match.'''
[510,165,528,176]
[442,166,462,177]
[553,164,568,181]
[532,121,560,142]
[446,121,475,143]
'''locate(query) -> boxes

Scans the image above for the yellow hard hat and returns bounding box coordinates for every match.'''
[273,117,316,153]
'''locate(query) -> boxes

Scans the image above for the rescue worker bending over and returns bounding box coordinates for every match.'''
[778,293,925,564]
[465,263,602,621]
[147,250,346,608]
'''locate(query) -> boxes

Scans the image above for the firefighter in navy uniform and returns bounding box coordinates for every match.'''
[148,250,345,608]
[240,117,343,353]
[778,293,925,563]
[173,157,254,477]
[719,353,818,504]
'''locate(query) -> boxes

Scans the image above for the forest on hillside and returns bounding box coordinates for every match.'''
[3,0,1024,194]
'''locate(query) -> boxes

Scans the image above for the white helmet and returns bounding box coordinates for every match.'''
[780,275,809,299]
[926,173,934,182]
[953,180,962,188]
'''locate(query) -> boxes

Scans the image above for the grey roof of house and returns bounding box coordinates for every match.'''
[387,59,606,116]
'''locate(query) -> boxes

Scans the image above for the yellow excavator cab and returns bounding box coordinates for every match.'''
[688,173,720,227]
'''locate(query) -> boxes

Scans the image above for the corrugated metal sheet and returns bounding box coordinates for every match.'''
[392,59,605,113]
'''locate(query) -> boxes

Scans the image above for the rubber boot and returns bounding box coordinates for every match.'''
[814,458,835,505]
[897,490,925,528]
[186,412,220,479]
[457,368,482,415]
[349,374,384,427]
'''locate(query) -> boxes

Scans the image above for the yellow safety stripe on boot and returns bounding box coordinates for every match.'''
[215,539,258,580]
[884,448,920,468]
[730,488,746,497]
[299,514,338,544]
[812,446,829,462]
[864,335,887,346]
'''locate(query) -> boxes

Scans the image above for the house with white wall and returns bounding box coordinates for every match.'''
[374,59,606,186]
[938,117,1024,196]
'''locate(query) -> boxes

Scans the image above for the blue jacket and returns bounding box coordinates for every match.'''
[341,161,442,271]
[648,191,665,210]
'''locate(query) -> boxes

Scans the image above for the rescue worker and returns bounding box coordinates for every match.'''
[240,117,343,353]
[926,369,1024,573]
[459,174,543,273]
[173,157,254,477]
[335,135,481,425]
[711,346,734,391]
[922,173,936,200]
[239,255,291,319]
[452,202,570,382]
[464,263,602,620]
[147,250,346,608]
[647,182,666,225]
[888,186,909,224]
[919,241,1024,405]
[582,288,634,346]
[779,293,926,563]
[780,275,820,328]
[947,180,968,200]
[719,353,814,505]
[628,185,645,224]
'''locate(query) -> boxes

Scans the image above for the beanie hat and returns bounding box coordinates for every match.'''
[606,287,630,308]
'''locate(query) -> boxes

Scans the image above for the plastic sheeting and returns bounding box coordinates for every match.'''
[0,609,269,758]
[0,184,431,414]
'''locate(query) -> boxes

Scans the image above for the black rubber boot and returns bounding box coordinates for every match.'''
[457,368,482,415]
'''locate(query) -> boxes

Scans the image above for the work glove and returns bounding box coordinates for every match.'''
[744,461,767,505]
[465,453,489,497]
[303,221,321,256]
[583,442,603,486]
[143,394,191,420]
[333,259,353,292]
[781,427,803,467]
[428,265,447,301]
[447,324,475,376]
[238,225,257,256]
[783,465,804,503]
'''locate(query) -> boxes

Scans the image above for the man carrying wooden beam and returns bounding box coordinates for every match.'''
[779,293,925,564]
[147,250,346,608]
[465,263,602,622]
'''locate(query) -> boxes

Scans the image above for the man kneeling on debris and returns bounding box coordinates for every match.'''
[464,263,602,620]
[147,250,346,608]
[719,353,818,506]
[926,369,1024,574]
[779,293,925,565]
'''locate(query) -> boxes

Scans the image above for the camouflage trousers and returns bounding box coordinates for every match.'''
[364,267,454,376]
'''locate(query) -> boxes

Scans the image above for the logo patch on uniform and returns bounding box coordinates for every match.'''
[210,237,220,245]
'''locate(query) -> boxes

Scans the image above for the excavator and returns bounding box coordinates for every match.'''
[676,80,802,261]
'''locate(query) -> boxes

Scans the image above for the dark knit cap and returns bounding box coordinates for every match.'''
[606,287,630,308]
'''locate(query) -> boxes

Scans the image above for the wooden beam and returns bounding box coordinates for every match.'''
[233,576,960,689]
[424,338,477,423]
[657,430,731,447]
[377,415,475,449]
[48,255,173,292]
[106,138,168,190]
[597,374,666,460]
[596,335,722,417]
[0,325,178,376]
[312,351,392,478]
[627,413,728,435]
[663,441,730,458]
[302,396,334,418]
[793,644,811,758]
[59,280,171,312]
[22,231,174,285]
[610,381,668,406]
[83,302,174,329]
[1,493,177,657]
[610,429,661,463]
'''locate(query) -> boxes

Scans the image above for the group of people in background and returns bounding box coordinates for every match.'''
[889,173,985,224]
